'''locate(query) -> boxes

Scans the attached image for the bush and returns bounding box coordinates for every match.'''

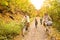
[49,12,60,32]
[0,19,24,40]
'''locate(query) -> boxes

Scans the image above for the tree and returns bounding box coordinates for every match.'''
[40,0,60,31]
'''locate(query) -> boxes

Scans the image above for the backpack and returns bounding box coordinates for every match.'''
[45,21,53,26]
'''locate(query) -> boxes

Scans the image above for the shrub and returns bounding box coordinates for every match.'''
[0,19,24,40]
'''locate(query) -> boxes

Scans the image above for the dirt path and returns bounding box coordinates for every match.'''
[22,17,49,40]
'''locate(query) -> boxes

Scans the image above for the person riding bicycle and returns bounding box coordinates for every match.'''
[42,13,53,35]
[22,13,30,37]
[35,17,38,28]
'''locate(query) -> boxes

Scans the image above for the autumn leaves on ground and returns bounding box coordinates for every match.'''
[0,0,60,40]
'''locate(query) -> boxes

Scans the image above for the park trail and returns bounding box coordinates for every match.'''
[14,17,51,40]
